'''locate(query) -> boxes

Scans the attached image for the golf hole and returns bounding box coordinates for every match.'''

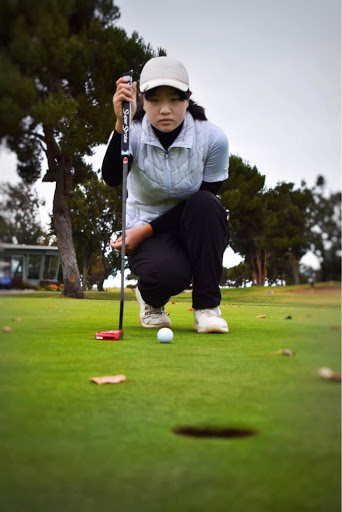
[172,425,257,439]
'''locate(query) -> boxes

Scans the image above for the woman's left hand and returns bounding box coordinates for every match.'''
[110,224,153,253]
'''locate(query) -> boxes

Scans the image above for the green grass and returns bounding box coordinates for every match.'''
[0,284,340,512]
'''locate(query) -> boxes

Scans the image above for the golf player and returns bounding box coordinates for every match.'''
[102,56,230,333]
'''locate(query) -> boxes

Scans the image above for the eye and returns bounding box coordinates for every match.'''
[146,96,159,103]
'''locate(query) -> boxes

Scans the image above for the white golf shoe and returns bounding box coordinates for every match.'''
[135,287,171,329]
[193,307,229,334]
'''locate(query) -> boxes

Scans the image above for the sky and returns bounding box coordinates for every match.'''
[0,0,340,276]
[116,0,341,191]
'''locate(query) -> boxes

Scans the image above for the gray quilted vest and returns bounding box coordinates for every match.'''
[126,112,210,228]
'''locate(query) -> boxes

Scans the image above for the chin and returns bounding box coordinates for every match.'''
[157,124,175,133]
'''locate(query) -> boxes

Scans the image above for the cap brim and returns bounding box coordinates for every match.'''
[140,78,189,93]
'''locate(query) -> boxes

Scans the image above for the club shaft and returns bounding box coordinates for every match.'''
[119,70,132,332]
[119,158,129,331]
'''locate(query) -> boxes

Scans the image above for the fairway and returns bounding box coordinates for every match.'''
[0,284,340,512]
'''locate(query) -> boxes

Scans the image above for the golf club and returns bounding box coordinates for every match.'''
[95,70,133,341]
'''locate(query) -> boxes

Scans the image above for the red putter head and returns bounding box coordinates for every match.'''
[95,330,123,340]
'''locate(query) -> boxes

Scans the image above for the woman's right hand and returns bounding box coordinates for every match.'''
[113,77,137,133]
[110,224,153,253]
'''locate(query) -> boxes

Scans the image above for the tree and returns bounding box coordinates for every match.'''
[221,262,252,288]
[86,249,120,291]
[0,181,49,244]
[308,176,341,281]
[266,256,294,286]
[220,155,270,285]
[266,182,314,284]
[0,0,158,297]
[68,170,121,290]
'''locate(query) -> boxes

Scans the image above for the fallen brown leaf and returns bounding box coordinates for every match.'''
[256,314,266,318]
[270,349,296,357]
[318,367,341,382]
[2,326,12,333]
[90,375,126,385]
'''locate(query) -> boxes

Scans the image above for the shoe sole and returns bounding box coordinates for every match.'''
[140,317,172,329]
[193,322,229,334]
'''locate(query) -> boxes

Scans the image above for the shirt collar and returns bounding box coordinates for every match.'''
[141,112,194,149]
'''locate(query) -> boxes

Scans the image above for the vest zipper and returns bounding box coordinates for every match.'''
[165,151,171,194]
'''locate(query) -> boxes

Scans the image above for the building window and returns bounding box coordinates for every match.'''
[43,255,59,280]
[28,255,41,280]
[11,256,24,279]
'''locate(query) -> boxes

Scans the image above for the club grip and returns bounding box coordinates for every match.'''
[121,70,133,157]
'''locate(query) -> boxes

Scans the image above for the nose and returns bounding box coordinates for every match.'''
[160,101,171,115]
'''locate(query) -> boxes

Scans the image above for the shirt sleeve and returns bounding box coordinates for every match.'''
[101,131,133,186]
[202,124,229,183]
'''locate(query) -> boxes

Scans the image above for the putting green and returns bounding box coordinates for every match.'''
[0,284,340,512]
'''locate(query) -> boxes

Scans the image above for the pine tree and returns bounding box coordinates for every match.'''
[0,0,157,297]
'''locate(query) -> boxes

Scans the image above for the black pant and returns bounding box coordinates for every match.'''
[128,191,229,309]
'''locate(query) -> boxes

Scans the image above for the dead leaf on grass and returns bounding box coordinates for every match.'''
[318,367,341,382]
[270,349,296,357]
[14,317,22,322]
[255,314,266,318]
[90,375,126,385]
[2,326,13,333]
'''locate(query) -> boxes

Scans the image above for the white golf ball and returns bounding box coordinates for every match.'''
[157,328,173,343]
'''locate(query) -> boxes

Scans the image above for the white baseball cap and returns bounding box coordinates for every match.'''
[139,56,189,93]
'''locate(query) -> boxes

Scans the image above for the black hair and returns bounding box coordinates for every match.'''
[134,87,207,121]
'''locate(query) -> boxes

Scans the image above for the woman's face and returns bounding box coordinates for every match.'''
[143,86,189,133]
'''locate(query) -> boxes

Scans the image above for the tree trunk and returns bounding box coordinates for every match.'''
[250,255,257,285]
[82,260,89,291]
[290,251,300,285]
[97,278,105,292]
[53,180,84,297]
[49,167,83,297]
[43,126,83,298]
[255,252,262,285]
[251,250,267,286]
[261,250,268,285]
